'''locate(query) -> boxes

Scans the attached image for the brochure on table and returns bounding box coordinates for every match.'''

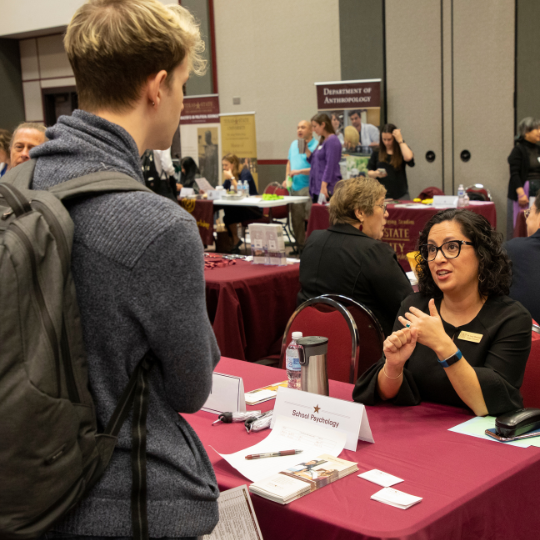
[214,415,347,482]
[433,195,458,208]
[202,485,263,540]
[202,373,246,415]
[271,386,374,451]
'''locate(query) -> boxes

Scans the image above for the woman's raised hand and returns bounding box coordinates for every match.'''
[399,299,450,353]
[383,326,417,370]
[392,128,403,144]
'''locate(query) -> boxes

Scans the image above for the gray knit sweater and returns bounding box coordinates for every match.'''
[31,110,221,538]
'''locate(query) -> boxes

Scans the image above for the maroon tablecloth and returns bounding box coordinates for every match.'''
[185,357,540,540]
[205,259,300,362]
[178,198,214,245]
[513,210,527,238]
[306,202,497,271]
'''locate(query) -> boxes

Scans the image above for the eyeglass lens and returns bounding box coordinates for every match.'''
[421,241,462,261]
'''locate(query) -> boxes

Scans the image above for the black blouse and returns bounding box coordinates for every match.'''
[353,293,532,415]
[367,149,415,199]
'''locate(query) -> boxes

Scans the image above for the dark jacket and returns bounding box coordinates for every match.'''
[505,229,540,323]
[353,293,532,416]
[507,140,539,200]
[298,223,413,337]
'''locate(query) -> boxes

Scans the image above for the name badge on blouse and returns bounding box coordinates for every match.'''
[458,331,483,343]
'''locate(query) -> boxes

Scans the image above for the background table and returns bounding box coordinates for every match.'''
[205,259,300,361]
[213,195,310,208]
[186,356,540,540]
[306,201,497,271]
[178,198,214,245]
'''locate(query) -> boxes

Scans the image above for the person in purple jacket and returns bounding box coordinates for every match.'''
[306,112,342,202]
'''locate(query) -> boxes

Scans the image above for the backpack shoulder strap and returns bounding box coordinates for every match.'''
[1,159,152,200]
[48,171,153,201]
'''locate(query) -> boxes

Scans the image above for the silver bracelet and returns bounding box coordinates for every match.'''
[383,362,403,380]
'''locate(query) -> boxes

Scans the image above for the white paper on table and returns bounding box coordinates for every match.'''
[317,193,327,205]
[358,469,404,488]
[213,415,347,482]
[202,485,263,540]
[371,487,422,509]
[195,177,214,193]
[202,373,246,415]
[245,389,276,405]
[179,187,194,197]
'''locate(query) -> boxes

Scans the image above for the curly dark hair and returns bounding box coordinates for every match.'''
[416,209,512,298]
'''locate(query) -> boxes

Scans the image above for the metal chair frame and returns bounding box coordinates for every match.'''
[465,183,493,201]
[278,296,360,384]
[320,294,385,379]
[533,324,540,335]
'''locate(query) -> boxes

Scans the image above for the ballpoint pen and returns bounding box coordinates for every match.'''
[245,449,303,460]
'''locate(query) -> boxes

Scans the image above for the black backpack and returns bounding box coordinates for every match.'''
[0,160,154,540]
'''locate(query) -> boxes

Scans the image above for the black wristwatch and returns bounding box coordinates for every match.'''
[438,349,462,368]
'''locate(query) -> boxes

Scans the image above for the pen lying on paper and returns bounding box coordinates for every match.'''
[245,449,303,460]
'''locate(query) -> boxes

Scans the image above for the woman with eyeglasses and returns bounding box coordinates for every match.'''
[298,176,413,337]
[354,209,532,416]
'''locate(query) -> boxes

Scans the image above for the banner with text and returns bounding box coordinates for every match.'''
[220,112,258,189]
[316,79,381,155]
[180,95,221,187]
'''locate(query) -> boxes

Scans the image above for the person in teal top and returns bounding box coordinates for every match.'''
[283,120,319,253]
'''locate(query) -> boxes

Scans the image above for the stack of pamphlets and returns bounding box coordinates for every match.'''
[249,453,358,505]
[245,381,288,405]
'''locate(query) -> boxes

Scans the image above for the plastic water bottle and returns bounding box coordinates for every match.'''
[457,184,465,208]
[243,180,249,197]
[286,331,303,389]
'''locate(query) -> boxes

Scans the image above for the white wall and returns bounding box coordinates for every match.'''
[19,34,75,122]
[214,0,341,161]
[0,0,178,38]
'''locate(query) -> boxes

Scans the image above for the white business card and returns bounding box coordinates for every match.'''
[371,487,422,510]
[358,469,404,488]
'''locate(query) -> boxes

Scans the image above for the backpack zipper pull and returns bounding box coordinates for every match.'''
[2,208,14,220]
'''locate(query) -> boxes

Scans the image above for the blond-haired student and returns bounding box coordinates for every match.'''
[31,1,220,539]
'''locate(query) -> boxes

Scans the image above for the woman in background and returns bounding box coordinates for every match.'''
[306,113,342,202]
[354,209,531,416]
[298,176,412,336]
[179,156,200,193]
[507,116,540,239]
[367,123,414,200]
[222,153,261,252]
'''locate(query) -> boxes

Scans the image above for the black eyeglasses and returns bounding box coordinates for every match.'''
[525,209,531,219]
[375,203,388,213]
[419,240,474,262]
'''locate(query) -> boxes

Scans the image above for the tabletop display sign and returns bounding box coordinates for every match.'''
[271,387,374,451]
[202,373,246,415]
[315,79,381,155]
[433,195,458,208]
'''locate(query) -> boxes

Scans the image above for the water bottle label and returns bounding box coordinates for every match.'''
[286,355,301,371]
